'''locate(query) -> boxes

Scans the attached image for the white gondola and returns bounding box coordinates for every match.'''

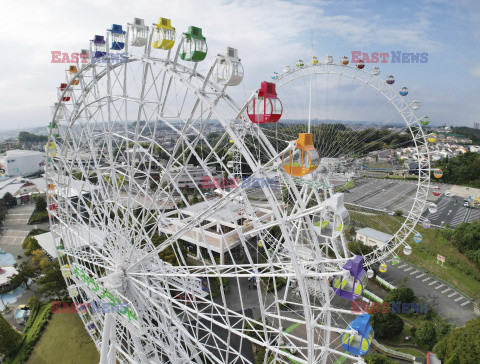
[312,194,350,238]
[128,18,149,47]
[213,47,244,86]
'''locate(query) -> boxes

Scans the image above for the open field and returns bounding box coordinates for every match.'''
[26,313,99,364]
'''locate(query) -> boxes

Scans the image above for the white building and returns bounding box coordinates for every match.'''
[356,227,393,249]
[159,198,275,264]
[0,150,45,177]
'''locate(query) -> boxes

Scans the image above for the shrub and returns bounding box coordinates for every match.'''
[371,312,404,339]
[384,287,415,303]
[416,321,437,349]
[27,296,40,311]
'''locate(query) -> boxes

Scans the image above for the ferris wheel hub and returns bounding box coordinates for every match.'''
[104,270,127,294]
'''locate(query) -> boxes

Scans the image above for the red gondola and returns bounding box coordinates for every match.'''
[247,82,283,124]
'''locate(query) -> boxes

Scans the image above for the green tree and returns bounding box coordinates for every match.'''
[0,198,8,222]
[347,240,374,255]
[191,189,199,204]
[22,236,41,256]
[436,152,480,188]
[433,316,480,364]
[371,312,404,339]
[10,261,40,289]
[27,296,40,311]
[0,313,20,356]
[452,221,480,253]
[36,261,67,299]
[365,353,394,364]
[444,353,460,364]
[35,196,47,212]
[415,321,437,348]
[2,192,16,208]
[394,210,403,216]
[384,287,415,304]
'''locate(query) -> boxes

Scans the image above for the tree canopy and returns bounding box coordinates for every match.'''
[0,313,20,356]
[10,261,41,289]
[384,287,415,303]
[433,316,480,364]
[435,152,480,188]
[415,321,437,349]
[371,312,404,339]
[36,261,67,299]
[365,353,395,364]
[35,196,47,212]
[3,192,16,208]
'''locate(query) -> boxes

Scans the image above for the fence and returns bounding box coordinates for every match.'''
[372,339,416,362]
[363,289,383,303]
[375,276,396,290]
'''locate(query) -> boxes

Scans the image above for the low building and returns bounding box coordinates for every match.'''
[34,232,58,259]
[0,150,45,177]
[356,227,393,249]
[159,198,275,264]
[0,177,46,204]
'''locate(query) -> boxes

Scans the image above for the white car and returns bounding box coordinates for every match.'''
[445,192,453,197]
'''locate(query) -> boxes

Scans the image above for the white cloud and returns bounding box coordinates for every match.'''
[0,0,477,129]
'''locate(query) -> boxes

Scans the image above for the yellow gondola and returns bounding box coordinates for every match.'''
[282,133,319,177]
[152,18,176,50]
[45,142,57,157]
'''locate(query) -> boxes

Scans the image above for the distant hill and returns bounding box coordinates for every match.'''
[0,126,48,142]
[452,126,480,144]
[18,131,48,143]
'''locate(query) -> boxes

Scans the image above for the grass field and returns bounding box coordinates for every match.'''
[350,212,480,299]
[26,313,99,364]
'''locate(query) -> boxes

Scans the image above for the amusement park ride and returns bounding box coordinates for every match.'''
[46,16,439,364]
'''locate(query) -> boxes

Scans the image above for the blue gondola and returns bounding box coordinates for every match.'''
[109,24,126,50]
[341,314,374,356]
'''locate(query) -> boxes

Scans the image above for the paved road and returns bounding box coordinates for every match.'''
[380,258,477,326]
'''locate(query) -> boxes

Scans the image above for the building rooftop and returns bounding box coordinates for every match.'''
[356,227,393,243]
[35,232,58,259]
[5,149,44,157]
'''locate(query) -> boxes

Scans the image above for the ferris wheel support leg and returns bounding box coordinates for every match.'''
[99,314,114,364]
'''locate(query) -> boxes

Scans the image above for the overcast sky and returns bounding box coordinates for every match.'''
[1,0,479,131]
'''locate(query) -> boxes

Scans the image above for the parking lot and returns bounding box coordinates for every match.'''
[382,258,477,326]
[423,195,480,227]
[345,178,447,213]
[0,204,35,251]
[345,178,480,228]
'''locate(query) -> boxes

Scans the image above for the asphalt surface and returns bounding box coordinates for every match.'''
[380,258,477,326]
[424,194,480,227]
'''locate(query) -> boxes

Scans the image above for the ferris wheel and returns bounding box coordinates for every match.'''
[46,17,435,364]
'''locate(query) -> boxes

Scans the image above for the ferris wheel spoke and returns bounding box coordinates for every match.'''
[130,276,323,364]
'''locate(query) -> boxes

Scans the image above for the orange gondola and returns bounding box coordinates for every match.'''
[282,133,319,177]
